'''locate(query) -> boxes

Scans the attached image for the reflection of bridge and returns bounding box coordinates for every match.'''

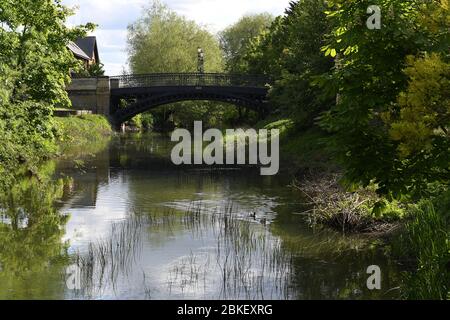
[67,73,272,128]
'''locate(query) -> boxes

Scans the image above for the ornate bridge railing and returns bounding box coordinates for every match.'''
[111,73,272,89]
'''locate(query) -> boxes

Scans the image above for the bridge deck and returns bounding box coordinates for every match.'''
[111,73,272,89]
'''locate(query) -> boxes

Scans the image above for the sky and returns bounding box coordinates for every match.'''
[63,0,291,75]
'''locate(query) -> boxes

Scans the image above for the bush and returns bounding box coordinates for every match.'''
[291,173,403,234]
[141,113,155,131]
[53,115,112,152]
[129,113,154,132]
[0,99,57,188]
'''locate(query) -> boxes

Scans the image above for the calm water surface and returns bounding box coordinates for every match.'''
[0,133,404,300]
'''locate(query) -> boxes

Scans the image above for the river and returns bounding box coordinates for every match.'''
[0,133,404,300]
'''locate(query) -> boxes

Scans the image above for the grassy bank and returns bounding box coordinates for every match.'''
[395,201,449,299]
[0,114,113,189]
[255,118,336,172]
[53,114,113,154]
[257,120,402,230]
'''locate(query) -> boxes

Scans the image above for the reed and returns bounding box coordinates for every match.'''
[398,202,449,300]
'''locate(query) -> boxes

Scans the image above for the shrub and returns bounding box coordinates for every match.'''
[53,115,112,151]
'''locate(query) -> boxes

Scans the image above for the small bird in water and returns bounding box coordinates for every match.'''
[260,218,267,225]
[249,211,257,220]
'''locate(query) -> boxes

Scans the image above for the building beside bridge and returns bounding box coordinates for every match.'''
[68,36,100,70]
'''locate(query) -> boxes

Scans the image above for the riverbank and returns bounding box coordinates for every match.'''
[269,122,449,299]
[260,120,403,233]
[226,119,386,233]
[53,114,113,153]
[290,173,404,235]
[0,114,113,190]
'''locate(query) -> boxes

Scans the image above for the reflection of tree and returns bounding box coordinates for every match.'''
[0,172,71,298]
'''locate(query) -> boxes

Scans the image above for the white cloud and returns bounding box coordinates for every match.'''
[168,0,289,31]
[64,0,291,75]
[65,0,146,29]
[93,29,128,75]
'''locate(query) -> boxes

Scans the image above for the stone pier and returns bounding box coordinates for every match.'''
[66,76,113,116]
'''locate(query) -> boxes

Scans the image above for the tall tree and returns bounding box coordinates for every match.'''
[128,1,223,73]
[245,0,334,126]
[127,1,226,129]
[0,0,95,106]
[0,0,94,182]
[219,13,273,73]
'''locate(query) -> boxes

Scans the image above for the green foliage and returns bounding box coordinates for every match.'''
[382,54,450,192]
[125,113,153,132]
[280,126,334,171]
[0,0,95,187]
[398,201,449,300]
[53,115,112,152]
[88,63,106,76]
[0,70,57,188]
[385,54,450,157]
[218,13,274,125]
[129,114,144,130]
[0,0,95,106]
[128,1,223,73]
[140,113,155,131]
[244,17,285,77]
[220,13,274,73]
[262,119,294,132]
[432,188,450,226]
[235,3,449,300]
[0,94,57,162]
[371,198,405,220]
[245,0,334,126]
[172,101,243,129]
[77,62,106,77]
[318,0,450,198]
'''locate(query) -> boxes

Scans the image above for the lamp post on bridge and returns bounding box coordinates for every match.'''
[197,47,205,74]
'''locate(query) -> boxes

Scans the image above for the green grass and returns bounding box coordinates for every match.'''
[280,127,335,171]
[255,118,335,171]
[53,115,113,153]
[399,201,449,300]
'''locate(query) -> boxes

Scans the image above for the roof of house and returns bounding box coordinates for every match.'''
[74,36,99,61]
[68,41,91,61]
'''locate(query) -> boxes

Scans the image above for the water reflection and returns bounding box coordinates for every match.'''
[0,168,70,299]
[68,207,294,300]
[0,134,404,300]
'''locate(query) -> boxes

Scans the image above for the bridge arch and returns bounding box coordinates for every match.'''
[109,73,271,126]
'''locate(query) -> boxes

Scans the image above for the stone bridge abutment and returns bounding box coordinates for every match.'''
[67,76,119,117]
